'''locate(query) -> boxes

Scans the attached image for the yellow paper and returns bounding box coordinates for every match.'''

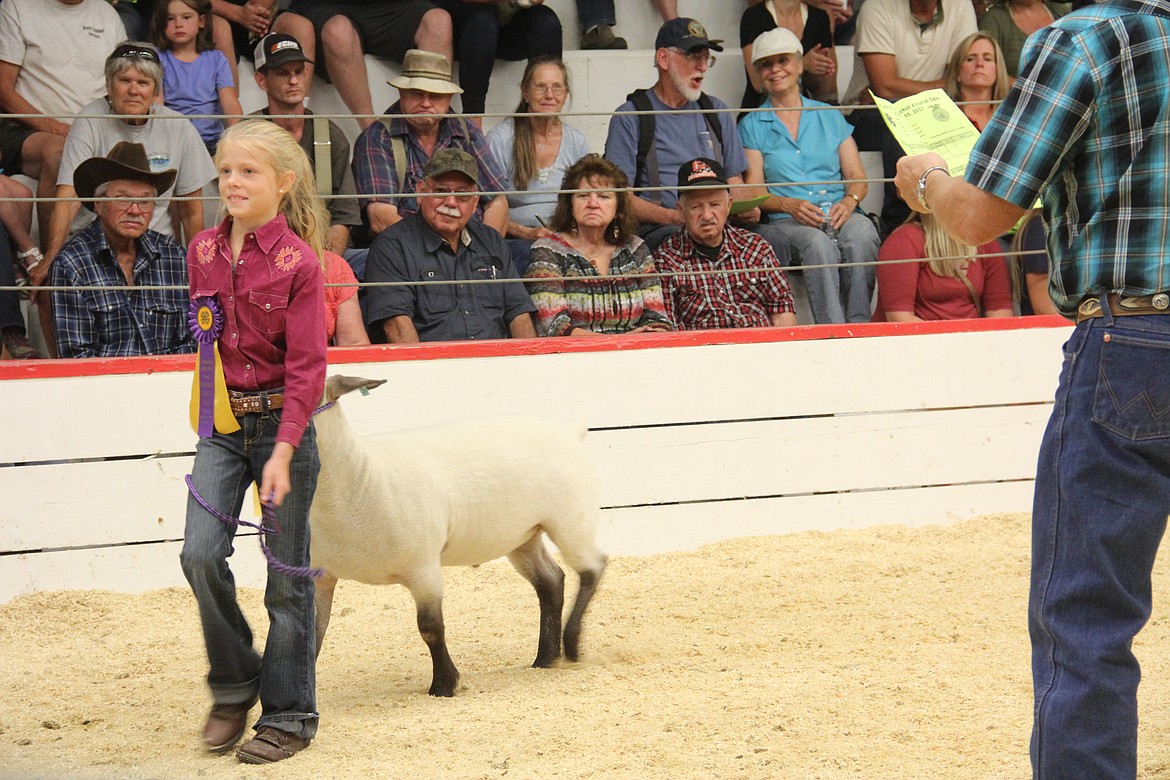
[189,342,242,436]
[871,89,982,178]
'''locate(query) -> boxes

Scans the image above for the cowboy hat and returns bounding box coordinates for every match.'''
[73,141,177,212]
[387,49,463,95]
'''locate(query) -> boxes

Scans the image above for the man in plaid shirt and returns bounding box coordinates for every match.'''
[351,49,508,243]
[50,142,192,358]
[654,157,796,330]
[895,1,1170,775]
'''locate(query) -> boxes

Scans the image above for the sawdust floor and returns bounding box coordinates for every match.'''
[5,512,1170,779]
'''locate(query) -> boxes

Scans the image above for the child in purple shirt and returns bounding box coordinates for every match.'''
[153,0,243,153]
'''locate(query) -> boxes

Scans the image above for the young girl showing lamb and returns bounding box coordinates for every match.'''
[179,120,328,765]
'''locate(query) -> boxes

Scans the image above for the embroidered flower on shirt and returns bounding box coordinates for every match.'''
[196,237,216,266]
[274,245,303,272]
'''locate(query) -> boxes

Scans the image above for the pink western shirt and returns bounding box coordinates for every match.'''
[187,214,327,448]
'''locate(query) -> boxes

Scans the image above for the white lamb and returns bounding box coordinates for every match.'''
[309,375,608,696]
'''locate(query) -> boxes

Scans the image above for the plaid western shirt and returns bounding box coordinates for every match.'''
[965,0,1170,316]
[653,226,795,330]
[50,221,194,359]
[352,106,508,222]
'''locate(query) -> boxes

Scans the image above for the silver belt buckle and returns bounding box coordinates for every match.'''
[1078,298,1102,319]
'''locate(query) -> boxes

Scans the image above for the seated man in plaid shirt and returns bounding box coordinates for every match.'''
[351,49,508,245]
[50,142,194,358]
[654,158,797,330]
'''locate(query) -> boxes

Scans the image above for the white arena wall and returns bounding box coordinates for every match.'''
[0,319,1070,603]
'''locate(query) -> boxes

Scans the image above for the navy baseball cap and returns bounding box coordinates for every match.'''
[655,18,724,53]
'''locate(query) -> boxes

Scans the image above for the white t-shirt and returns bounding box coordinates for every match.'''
[844,0,977,104]
[59,99,217,237]
[0,0,126,120]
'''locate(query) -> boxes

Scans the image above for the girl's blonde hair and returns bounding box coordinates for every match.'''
[913,211,977,279]
[215,120,330,269]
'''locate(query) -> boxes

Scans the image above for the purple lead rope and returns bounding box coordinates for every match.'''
[182,401,338,579]
[185,474,324,579]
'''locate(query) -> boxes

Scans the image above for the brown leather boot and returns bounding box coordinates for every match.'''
[201,695,257,754]
[581,24,628,50]
[237,726,311,764]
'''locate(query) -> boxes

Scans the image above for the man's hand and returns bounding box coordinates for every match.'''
[731,206,761,227]
[804,0,852,24]
[895,152,949,214]
[27,259,52,304]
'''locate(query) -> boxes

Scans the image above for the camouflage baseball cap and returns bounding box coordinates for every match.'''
[423,148,480,185]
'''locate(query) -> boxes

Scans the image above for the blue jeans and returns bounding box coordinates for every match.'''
[575,0,616,29]
[1030,305,1170,778]
[180,407,320,740]
[756,213,878,323]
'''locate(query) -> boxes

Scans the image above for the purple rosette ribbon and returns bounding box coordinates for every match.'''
[189,296,223,438]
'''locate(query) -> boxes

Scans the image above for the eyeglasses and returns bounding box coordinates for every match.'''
[106,195,157,211]
[428,187,476,203]
[530,83,567,96]
[669,48,716,68]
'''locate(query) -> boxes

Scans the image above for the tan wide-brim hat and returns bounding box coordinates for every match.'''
[388,49,464,95]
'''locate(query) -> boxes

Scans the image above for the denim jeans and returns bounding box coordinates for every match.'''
[575,0,616,29]
[1030,305,1170,778]
[755,213,879,323]
[180,407,320,740]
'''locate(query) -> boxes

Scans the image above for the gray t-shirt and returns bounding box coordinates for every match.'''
[59,99,217,238]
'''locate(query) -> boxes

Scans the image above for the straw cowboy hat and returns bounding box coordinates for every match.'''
[387,49,463,95]
[73,141,177,212]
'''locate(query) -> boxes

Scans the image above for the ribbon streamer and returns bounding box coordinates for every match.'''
[188,297,240,437]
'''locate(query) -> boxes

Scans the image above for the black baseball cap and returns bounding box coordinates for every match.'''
[254,33,313,72]
[655,18,724,53]
[677,157,729,191]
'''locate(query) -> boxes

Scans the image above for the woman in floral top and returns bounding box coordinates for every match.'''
[525,154,672,336]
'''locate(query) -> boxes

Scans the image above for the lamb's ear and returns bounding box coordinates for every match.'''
[325,375,388,402]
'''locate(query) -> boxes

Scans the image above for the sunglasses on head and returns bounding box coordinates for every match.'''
[108,45,160,64]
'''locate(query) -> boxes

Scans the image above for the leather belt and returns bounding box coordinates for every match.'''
[228,390,284,416]
[1076,293,1170,324]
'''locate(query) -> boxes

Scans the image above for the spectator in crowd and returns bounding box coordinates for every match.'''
[943,31,1008,131]
[525,154,671,337]
[1009,212,1056,316]
[844,0,976,231]
[486,55,589,274]
[209,0,315,90]
[740,0,837,109]
[655,157,797,330]
[873,211,1013,321]
[605,17,759,252]
[288,0,452,130]
[50,142,193,358]
[0,220,39,359]
[0,0,126,241]
[153,0,243,155]
[942,31,1052,315]
[433,0,562,119]
[352,49,509,241]
[37,44,217,289]
[364,149,535,343]
[252,33,361,257]
[977,0,1068,77]
[322,251,369,345]
[741,28,878,324]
